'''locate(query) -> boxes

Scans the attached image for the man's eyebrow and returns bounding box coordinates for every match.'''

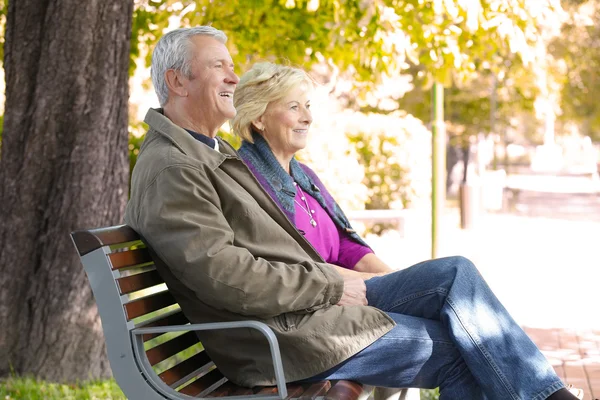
[210,57,234,65]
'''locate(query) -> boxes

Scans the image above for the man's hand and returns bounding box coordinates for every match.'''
[338,275,368,306]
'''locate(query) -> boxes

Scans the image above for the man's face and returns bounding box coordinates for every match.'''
[185,35,239,129]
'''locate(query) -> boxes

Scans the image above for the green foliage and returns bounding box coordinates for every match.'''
[129,131,144,174]
[128,123,146,196]
[348,131,410,233]
[130,0,175,77]
[343,110,431,232]
[129,0,560,89]
[130,0,387,84]
[0,377,125,400]
[550,0,600,141]
[395,60,539,147]
[348,131,411,210]
[218,128,240,149]
[421,388,441,400]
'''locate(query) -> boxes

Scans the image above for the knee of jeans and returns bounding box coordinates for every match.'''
[447,256,478,275]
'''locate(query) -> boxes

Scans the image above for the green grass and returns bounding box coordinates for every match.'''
[0,377,125,400]
[0,377,441,400]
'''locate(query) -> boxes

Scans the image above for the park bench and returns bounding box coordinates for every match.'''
[71,224,416,400]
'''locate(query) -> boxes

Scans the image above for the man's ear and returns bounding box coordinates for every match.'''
[165,69,188,98]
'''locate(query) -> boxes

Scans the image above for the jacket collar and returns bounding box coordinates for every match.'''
[144,108,235,168]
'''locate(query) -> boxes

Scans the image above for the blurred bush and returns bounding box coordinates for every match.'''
[337,110,431,234]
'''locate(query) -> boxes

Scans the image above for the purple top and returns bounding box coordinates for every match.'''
[294,183,372,269]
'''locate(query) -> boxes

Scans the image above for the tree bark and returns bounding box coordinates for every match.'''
[0,0,133,381]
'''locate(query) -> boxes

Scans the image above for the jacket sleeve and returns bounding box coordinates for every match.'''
[132,164,344,319]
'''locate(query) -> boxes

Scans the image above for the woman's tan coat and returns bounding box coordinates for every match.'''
[125,109,394,387]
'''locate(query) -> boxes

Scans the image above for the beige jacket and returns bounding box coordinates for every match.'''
[125,109,394,387]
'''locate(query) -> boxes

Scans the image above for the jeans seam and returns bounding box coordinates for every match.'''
[386,288,455,347]
[445,294,521,400]
[378,336,456,346]
[387,288,445,312]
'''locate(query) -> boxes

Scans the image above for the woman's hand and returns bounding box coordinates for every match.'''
[338,275,368,306]
[331,263,385,282]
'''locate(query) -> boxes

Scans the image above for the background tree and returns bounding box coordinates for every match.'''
[551,0,600,141]
[394,57,539,177]
[0,0,133,382]
[130,0,561,90]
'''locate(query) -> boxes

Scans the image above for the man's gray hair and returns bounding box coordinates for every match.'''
[151,26,228,106]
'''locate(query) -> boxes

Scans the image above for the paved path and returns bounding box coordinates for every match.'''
[362,188,600,398]
[525,327,600,399]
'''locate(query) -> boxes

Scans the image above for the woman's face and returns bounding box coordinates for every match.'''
[256,83,313,159]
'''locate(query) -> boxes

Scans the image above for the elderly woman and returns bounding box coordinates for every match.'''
[230,62,583,400]
[232,62,392,277]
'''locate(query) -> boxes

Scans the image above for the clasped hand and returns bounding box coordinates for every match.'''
[338,275,368,306]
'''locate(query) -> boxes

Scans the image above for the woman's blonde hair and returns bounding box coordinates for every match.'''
[231,62,315,142]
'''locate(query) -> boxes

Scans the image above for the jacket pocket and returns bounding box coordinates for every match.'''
[274,313,298,332]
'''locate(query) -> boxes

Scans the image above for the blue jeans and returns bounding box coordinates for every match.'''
[304,256,564,400]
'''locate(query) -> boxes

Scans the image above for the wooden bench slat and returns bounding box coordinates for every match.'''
[229,387,254,396]
[206,381,240,397]
[283,384,306,399]
[178,368,225,396]
[298,381,331,399]
[139,311,190,342]
[324,380,363,400]
[146,331,201,366]
[255,384,304,398]
[109,248,154,270]
[117,269,163,295]
[71,225,140,256]
[158,351,212,387]
[286,384,308,399]
[124,291,177,320]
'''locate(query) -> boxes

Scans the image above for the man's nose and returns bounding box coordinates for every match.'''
[226,69,239,84]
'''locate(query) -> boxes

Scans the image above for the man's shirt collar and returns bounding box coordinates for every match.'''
[185,129,219,151]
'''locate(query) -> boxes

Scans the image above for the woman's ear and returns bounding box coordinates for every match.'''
[251,116,265,132]
[165,69,188,98]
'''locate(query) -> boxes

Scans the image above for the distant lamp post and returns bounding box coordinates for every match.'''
[490,73,498,170]
[431,82,445,259]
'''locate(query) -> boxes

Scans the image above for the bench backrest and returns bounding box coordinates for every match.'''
[71,225,227,399]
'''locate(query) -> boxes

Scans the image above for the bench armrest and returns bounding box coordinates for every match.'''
[131,320,287,400]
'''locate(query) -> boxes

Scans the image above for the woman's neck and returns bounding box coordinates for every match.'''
[261,137,293,174]
[272,151,293,174]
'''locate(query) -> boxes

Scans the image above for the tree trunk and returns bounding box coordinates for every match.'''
[0,0,133,382]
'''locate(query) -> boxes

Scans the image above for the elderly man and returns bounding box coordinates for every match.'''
[125,26,581,400]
